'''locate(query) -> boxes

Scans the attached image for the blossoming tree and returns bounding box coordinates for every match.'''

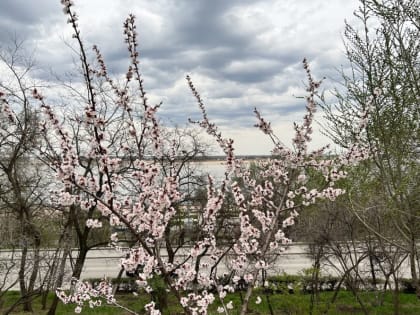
[1,1,375,314]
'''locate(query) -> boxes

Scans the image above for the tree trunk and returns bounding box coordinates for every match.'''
[239,269,260,315]
[391,270,400,315]
[367,236,377,289]
[48,247,71,315]
[42,250,60,310]
[18,240,33,313]
[164,225,175,264]
[46,216,72,315]
[27,229,41,294]
[72,249,87,281]
[111,267,124,296]
[409,244,420,298]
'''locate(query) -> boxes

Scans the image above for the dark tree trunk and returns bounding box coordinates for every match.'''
[18,243,32,313]
[45,215,72,315]
[72,246,88,280]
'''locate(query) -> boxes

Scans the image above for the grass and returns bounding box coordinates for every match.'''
[1,289,420,314]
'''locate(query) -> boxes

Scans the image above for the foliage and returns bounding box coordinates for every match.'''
[320,0,420,297]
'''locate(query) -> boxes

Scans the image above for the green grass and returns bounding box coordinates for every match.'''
[1,290,420,314]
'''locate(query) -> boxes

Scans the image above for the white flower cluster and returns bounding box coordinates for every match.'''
[56,278,114,314]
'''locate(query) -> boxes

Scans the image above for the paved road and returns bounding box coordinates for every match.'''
[0,244,412,290]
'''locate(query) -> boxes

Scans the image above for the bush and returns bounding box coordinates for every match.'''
[265,274,300,294]
[265,273,343,294]
[399,278,416,294]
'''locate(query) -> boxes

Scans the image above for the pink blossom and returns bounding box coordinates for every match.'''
[226,301,234,309]
[85,219,102,228]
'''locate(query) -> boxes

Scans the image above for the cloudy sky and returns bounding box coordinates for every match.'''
[0,0,360,155]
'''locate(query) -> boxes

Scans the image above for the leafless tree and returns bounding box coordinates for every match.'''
[0,39,52,313]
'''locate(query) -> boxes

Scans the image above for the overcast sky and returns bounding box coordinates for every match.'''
[0,0,360,155]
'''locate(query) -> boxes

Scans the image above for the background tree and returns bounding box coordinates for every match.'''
[0,40,59,313]
[321,0,420,297]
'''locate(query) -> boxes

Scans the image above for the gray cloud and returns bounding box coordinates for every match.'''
[0,0,58,25]
[0,0,61,47]
[0,0,359,154]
